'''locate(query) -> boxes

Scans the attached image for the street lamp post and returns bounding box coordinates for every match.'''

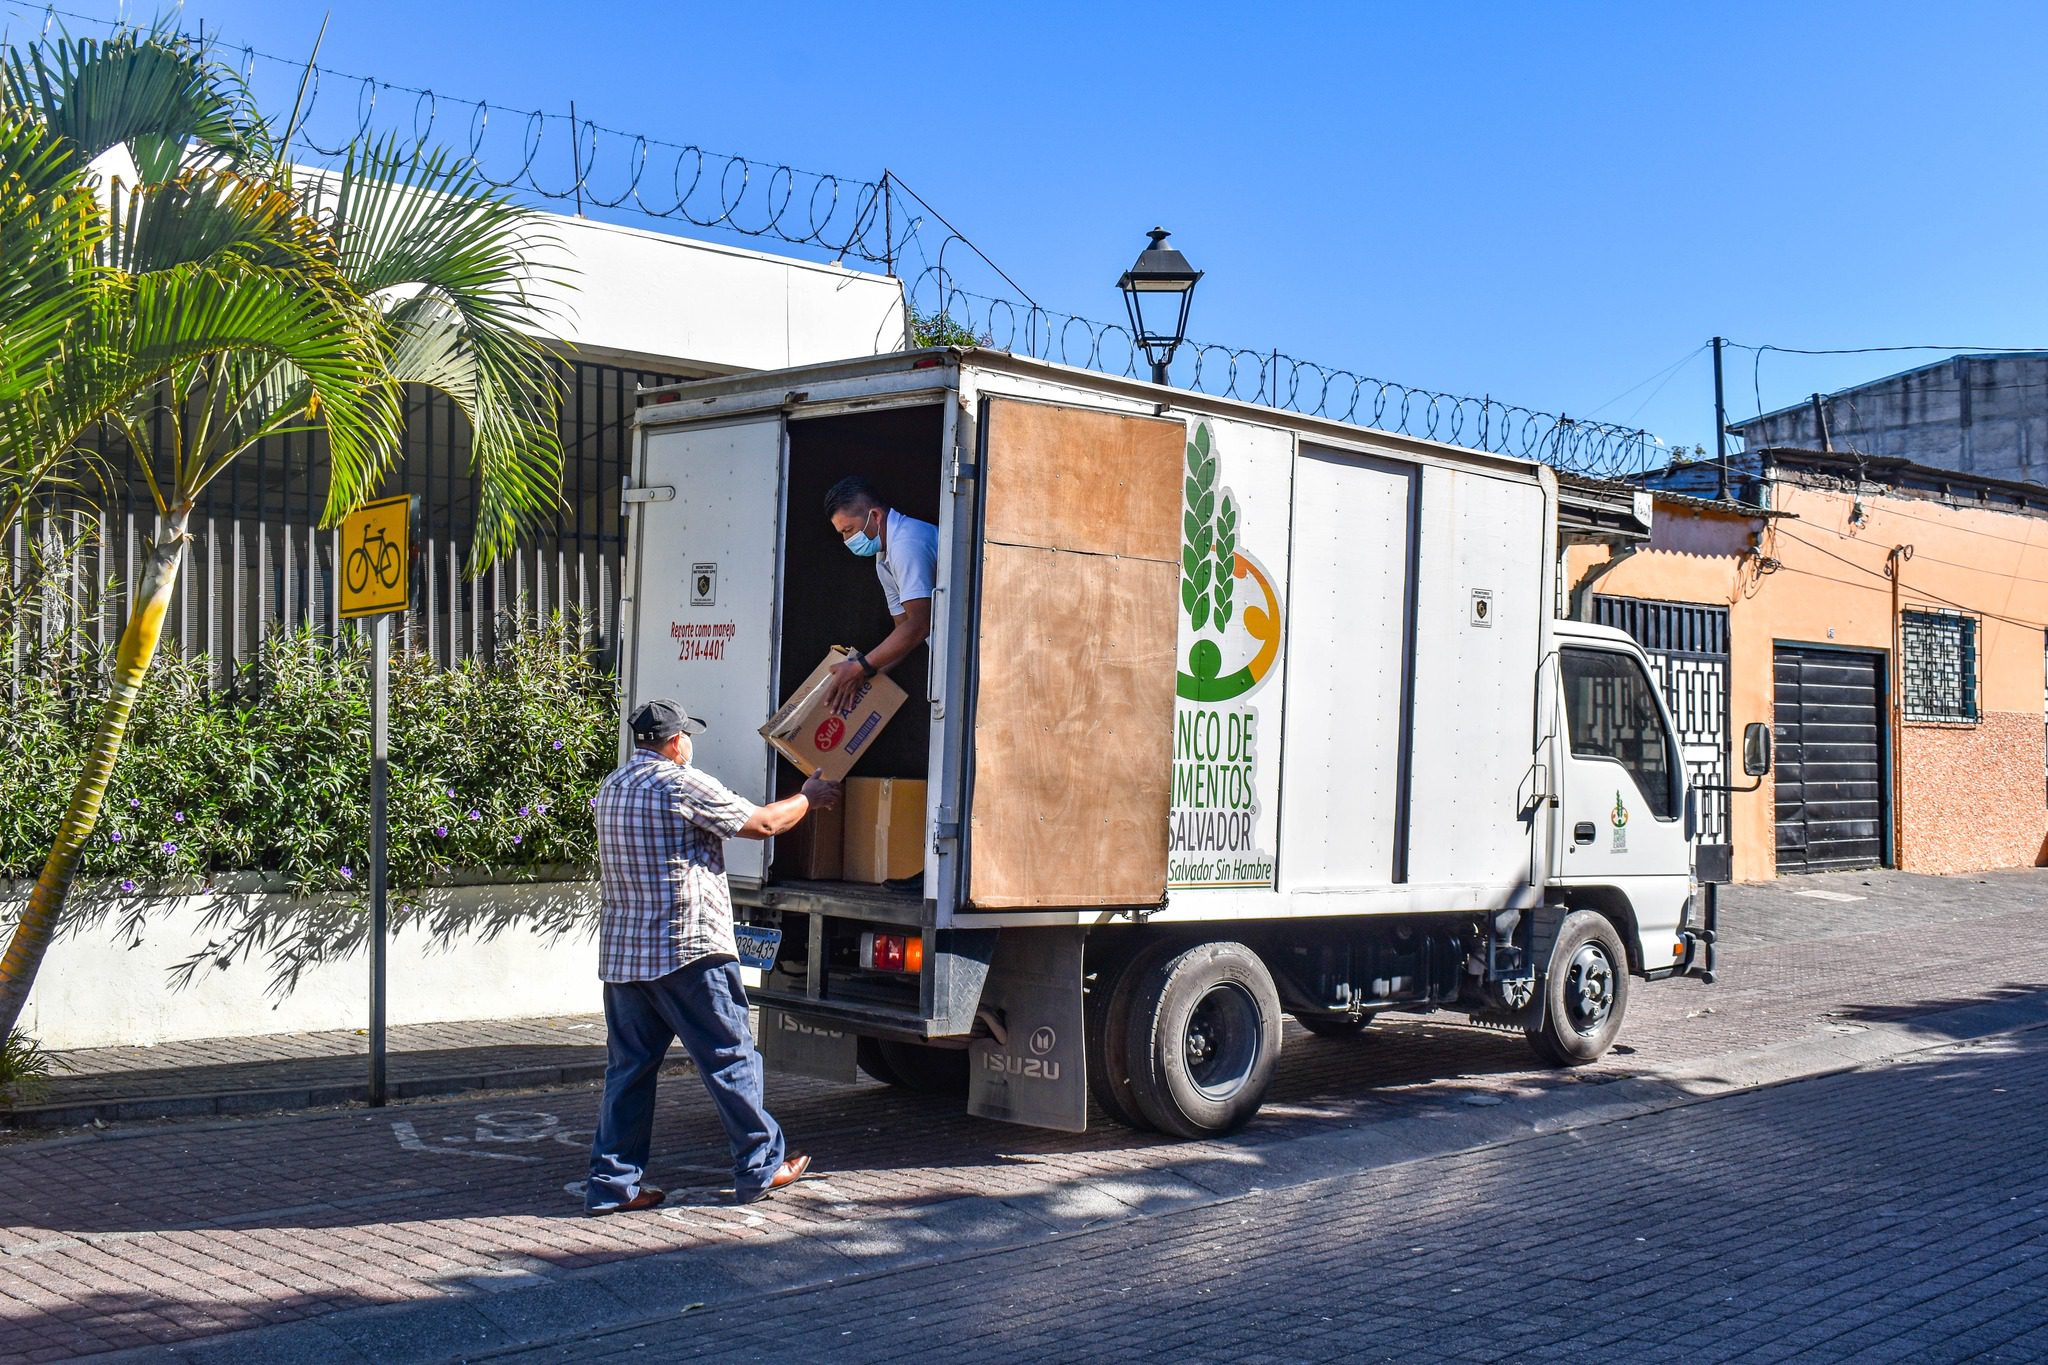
[1117,227,1202,386]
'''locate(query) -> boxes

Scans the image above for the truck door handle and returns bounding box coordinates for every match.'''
[1573,822,1597,845]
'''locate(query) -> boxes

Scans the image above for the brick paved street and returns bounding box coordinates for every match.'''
[1,867,2045,1361]
[501,1025,2048,1364]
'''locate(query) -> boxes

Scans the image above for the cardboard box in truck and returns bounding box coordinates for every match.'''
[842,778,925,883]
[760,646,907,782]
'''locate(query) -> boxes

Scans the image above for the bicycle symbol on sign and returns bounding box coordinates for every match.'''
[346,524,403,596]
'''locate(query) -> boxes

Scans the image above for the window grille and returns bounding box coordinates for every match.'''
[1901,610,1979,723]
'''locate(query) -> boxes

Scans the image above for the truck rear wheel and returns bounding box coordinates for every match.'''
[1123,941,1282,1139]
[1526,911,1629,1067]
[856,1037,906,1087]
[1085,942,1177,1132]
[865,1039,970,1094]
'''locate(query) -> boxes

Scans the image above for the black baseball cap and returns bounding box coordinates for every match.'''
[629,698,708,742]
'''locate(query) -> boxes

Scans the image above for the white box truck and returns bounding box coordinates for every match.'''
[620,348,1762,1138]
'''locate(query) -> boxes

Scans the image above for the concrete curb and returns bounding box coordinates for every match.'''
[81,984,2048,1364]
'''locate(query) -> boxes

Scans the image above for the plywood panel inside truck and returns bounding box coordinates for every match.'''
[967,400,1184,909]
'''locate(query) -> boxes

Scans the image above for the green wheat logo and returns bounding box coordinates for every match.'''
[1182,424,1227,631]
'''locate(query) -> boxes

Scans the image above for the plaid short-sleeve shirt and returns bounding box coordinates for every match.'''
[593,747,760,982]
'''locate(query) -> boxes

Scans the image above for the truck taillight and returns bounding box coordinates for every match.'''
[859,932,924,973]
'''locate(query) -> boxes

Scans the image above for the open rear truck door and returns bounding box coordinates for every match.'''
[621,413,785,885]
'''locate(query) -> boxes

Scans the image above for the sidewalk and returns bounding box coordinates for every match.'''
[7,863,2045,1131]
[7,1016,634,1130]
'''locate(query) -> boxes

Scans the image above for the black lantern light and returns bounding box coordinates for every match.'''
[1117,226,1202,385]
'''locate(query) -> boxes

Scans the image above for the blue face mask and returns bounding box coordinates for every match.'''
[844,509,881,558]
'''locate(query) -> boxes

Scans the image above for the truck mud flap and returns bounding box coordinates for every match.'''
[758,1006,858,1083]
[967,928,1088,1133]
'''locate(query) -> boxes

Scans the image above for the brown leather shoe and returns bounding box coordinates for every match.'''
[588,1185,665,1216]
[735,1152,811,1204]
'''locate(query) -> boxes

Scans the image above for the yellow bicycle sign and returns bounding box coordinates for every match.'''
[338,495,416,619]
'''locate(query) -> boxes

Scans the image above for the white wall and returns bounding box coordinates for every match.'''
[527,215,911,375]
[12,882,603,1051]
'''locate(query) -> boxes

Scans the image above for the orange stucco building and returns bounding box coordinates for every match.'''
[1567,449,2048,882]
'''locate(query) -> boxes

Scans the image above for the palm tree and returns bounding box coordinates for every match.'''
[0,27,567,1042]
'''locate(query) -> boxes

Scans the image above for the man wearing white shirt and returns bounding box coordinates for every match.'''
[822,475,940,709]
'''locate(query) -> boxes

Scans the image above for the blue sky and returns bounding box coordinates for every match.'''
[13,1,2048,455]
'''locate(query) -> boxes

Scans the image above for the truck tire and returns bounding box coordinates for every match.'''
[1123,941,1282,1139]
[1526,910,1630,1067]
[855,1037,906,1087]
[1292,1011,1374,1039]
[1085,941,1178,1132]
[870,1039,970,1094]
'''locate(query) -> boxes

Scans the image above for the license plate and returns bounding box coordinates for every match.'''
[733,925,783,971]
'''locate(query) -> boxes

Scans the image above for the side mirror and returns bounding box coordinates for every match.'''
[1742,722,1773,777]
[1683,784,1699,842]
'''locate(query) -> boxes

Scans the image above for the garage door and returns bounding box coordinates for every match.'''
[1773,646,1887,872]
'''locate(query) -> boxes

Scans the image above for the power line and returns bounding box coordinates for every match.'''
[1723,341,2048,358]
[1581,344,1706,422]
[1770,524,2048,630]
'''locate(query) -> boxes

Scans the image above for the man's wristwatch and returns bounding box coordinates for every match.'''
[852,650,877,679]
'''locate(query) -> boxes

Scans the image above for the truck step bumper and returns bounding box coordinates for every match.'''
[1679,882,1720,983]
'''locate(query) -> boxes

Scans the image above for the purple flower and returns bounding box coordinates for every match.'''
[468,809,482,821]
[128,798,140,809]
[340,866,354,880]
[446,788,457,799]
[162,842,177,855]
[551,740,564,751]
[173,811,186,824]
[434,825,449,838]
[536,803,549,815]
[120,878,136,893]
[587,797,596,808]
[511,834,523,845]
[109,831,123,843]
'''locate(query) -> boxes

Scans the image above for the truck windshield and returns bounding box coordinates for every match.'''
[1560,647,1678,820]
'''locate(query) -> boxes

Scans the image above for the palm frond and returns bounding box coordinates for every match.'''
[1,25,273,181]
[313,136,568,567]
[0,108,101,406]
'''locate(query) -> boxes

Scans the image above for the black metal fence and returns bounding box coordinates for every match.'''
[4,358,673,684]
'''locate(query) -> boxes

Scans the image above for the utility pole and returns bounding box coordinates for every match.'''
[1712,336,1729,501]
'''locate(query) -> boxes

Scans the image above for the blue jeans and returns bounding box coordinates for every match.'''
[586,956,786,1209]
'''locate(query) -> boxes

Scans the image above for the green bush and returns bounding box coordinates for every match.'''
[0,621,615,894]
[0,1027,55,1106]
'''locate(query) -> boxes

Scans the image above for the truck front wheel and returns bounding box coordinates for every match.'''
[1526,911,1629,1067]
[1124,941,1282,1139]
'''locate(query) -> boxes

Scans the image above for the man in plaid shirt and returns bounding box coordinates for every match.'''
[586,698,839,1213]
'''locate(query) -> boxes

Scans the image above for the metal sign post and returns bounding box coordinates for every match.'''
[339,495,418,1108]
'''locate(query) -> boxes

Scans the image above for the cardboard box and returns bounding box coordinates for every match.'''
[843,777,927,884]
[777,795,844,881]
[761,646,909,783]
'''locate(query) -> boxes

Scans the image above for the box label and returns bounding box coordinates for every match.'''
[1170,421,1284,889]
